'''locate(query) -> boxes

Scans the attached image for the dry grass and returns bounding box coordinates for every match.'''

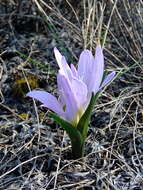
[0,0,143,189]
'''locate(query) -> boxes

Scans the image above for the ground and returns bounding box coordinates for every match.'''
[0,0,143,189]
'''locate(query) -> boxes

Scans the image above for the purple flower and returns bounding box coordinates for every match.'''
[27,46,115,126]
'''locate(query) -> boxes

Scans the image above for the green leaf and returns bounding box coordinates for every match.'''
[49,112,81,138]
[49,112,84,158]
[77,92,99,140]
[48,92,99,159]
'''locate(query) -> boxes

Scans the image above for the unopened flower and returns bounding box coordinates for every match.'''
[27,46,115,126]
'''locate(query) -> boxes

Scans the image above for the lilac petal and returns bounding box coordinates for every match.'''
[57,74,79,124]
[71,77,88,108]
[61,56,73,80]
[54,47,62,66]
[27,90,64,116]
[100,72,116,89]
[90,45,104,93]
[54,47,73,80]
[71,64,78,77]
[57,73,66,107]
[77,50,94,87]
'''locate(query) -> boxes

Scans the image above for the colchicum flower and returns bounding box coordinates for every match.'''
[27,46,115,127]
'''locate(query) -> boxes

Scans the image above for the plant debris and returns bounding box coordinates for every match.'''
[0,0,143,189]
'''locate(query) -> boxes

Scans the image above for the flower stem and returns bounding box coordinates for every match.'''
[71,138,85,159]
